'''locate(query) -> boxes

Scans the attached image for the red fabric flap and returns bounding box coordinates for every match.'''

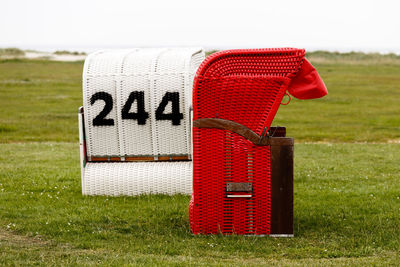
[288,59,328,100]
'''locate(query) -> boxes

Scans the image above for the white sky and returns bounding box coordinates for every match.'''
[1,0,400,53]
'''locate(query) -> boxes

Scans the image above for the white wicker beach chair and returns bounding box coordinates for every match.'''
[79,48,205,196]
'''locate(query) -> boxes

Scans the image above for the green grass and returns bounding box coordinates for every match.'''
[274,62,400,142]
[0,59,82,142]
[0,143,399,265]
[0,53,400,265]
[1,57,399,143]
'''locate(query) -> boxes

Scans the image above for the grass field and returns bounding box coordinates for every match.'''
[0,52,399,265]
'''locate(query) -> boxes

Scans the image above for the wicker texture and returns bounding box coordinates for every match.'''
[83,48,204,159]
[83,162,192,195]
[80,48,204,196]
[190,48,306,235]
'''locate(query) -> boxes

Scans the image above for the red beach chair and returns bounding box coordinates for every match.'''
[190,48,327,235]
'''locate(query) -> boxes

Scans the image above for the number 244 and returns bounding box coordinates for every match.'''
[90,91,183,126]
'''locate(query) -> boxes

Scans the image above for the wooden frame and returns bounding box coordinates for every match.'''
[270,137,294,237]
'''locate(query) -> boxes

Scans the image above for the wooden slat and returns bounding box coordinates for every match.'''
[270,137,294,236]
[90,155,190,162]
[193,118,271,146]
[90,157,111,162]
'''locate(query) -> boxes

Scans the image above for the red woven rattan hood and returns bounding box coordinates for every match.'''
[196,48,327,99]
[193,48,328,134]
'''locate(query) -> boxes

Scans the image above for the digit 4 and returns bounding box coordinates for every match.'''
[155,92,183,125]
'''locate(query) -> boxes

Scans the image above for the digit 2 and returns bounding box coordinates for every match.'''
[90,92,114,126]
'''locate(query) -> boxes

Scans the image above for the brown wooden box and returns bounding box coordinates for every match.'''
[268,127,294,237]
